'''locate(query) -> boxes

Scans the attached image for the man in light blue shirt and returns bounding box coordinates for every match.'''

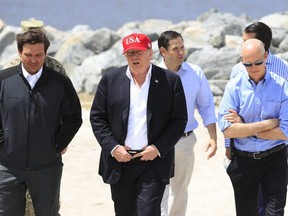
[218,38,288,216]
[225,22,288,149]
[225,21,288,216]
[158,30,217,216]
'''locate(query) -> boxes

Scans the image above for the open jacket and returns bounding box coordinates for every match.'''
[90,64,187,184]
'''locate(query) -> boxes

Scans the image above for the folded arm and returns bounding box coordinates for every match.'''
[223,118,279,138]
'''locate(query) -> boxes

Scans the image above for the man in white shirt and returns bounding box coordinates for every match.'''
[90,33,187,216]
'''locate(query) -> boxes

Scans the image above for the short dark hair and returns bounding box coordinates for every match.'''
[244,22,272,51]
[158,30,184,50]
[16,29,50,53]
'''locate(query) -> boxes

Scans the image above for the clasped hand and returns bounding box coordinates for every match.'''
[113,145,158,162]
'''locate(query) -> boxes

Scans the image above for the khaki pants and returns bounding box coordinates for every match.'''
[24,190,61,216]
[161,132,196,216]
[25,190,35,216]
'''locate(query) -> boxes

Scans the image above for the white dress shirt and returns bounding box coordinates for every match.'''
[124,64,152,150]
[22,64,43,89]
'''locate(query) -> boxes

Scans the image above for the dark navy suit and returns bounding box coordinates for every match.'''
[90,64,187,216]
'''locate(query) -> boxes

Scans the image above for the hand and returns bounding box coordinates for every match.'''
[133,145,158,161]
[223,156,231,170]
[61,147,68,155]
[225,147,231,159]
[205,139,217,159]
[224,109,243,123]
[112,145,133,162]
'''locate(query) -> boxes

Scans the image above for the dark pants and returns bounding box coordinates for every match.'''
[227,147,287,216]
[110,159,165,216]
[258,186,265,216]
[258,147,288,216]
[0,164,62,216]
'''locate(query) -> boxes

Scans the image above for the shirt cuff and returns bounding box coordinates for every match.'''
[111,144,120,157]
[151,144,161,157]
[224,138,231,148]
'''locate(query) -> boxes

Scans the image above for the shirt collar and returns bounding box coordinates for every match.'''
[178,62,189,73]
[159,58,187,74]
[126,63,152,82]
[246,68,271,85]
[266,51,272,66]
[158,59,167,70]
[21,64,43,79]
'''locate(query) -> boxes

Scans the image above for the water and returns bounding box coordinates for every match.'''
[1,0,288,31]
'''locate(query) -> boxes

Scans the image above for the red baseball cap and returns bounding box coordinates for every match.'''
[122,33,152,54]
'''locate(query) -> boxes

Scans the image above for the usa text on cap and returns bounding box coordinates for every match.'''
[122,33,152,54]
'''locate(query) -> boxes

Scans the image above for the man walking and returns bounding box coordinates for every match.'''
[158,30,217,216]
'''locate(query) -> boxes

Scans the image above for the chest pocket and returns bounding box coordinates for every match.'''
[262,101,281,119]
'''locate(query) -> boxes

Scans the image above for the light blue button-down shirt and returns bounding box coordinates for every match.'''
[218,71,288,152]
[159,60,217,132]
[224,52,288,147]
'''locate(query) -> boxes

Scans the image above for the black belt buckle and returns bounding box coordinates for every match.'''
[182,130,193,138]
[127,150,142,156]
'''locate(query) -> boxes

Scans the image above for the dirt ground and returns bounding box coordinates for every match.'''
[59,97,287,216]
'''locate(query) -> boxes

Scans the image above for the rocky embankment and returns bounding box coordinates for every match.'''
[1,10,288,103]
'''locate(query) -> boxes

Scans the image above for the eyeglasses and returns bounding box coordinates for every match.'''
[242,60,264,67]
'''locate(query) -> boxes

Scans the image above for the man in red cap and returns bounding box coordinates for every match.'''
[90,33,187,216]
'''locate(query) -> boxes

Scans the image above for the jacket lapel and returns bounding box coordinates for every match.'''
[119,68,130,144]
[147,65,160,123]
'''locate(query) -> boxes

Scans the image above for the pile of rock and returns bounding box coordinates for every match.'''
[1,9,288,101]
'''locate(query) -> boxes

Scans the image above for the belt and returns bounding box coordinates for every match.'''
[234,144,286,160]
[126,150,151,165]
[182,130,193,138]
[127,150,143,156]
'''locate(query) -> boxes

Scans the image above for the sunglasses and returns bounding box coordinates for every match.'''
[242,60,264,67]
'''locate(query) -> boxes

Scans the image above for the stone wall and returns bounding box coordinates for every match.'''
[1,10,288,100]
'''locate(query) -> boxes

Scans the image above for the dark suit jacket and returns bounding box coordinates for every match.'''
[90,64,187,185]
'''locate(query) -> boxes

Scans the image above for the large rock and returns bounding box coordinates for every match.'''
[54,34,94,76]
[271,27,288,48]
[1,11,288,96]
[0,26,19,56]
[138,19,173,37]
[277,35,288,53]
[181,22,212,50]
[83,28,120,54]
[71,41,126,94]
[260,12,288,30]
[44,26,67,56]
[0,41,17,69]
[199,10,250,36]
[186,46,239,80]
